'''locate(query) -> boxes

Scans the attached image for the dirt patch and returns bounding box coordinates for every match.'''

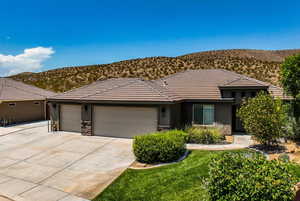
[252,141,300,163]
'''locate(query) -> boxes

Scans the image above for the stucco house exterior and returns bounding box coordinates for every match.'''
[0,78,56,126]
[48,69,289,138]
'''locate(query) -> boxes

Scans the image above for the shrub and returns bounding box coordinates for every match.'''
[237,92,289,146]
[165,129,189,142]
[207,152,296,201]
[133,130,186,164]
[186,127,224,144]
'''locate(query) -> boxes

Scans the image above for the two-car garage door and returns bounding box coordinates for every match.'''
[60,104,158,138]
[93,106,158,138]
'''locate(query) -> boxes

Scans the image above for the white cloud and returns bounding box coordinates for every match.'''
[0,47,54,76]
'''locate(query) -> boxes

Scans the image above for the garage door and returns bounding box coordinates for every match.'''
[60,104,81,132]
[93,106,158,138]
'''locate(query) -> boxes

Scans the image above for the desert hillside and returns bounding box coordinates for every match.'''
[10,49,300,92]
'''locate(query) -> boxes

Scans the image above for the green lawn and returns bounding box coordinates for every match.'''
[93,150,300,201]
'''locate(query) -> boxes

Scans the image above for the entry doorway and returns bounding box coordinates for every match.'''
[232,105,245,133]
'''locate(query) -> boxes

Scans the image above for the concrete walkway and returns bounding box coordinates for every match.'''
[0,122,134,201]
[187,135,253,150]
[0,121,48,136]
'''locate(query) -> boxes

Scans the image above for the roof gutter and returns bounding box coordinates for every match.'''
[0,99,46,103]
[47,98,234,104]
[47,98,179,105]
[218,86,269,90]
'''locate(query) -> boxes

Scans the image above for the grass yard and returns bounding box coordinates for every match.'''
[93,150,300,201]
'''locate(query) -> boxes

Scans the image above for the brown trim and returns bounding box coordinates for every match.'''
[1,99,45,102]
[183,99,234,103]
[219,86,269,90]
[47,99,178,105]
[47,98,234,104]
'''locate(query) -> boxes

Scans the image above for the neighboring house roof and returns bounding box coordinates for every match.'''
[268,85,292,100]
[0,78,56,101]
[48,69,290,102]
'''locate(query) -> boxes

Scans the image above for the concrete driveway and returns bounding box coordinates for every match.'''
[0,122,134,201]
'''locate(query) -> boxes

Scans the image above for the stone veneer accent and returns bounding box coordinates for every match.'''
[81,120,92,136]
[51,120,59,131]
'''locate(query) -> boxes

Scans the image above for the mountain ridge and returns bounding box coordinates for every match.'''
[10,49,300,92]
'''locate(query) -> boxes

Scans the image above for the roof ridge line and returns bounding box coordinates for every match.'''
[139,80,174,101]
[80,79,138,99]
[158,70,189,81]
[221,77,242,86]
[220,69,269,86]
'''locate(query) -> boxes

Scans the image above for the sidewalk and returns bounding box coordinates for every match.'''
[187,135,253,150]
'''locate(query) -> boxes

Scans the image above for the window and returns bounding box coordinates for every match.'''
[8,103,16,107]
[193,104,214,125]
[161,107,166,118]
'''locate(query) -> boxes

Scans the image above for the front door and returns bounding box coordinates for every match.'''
[232,105,245,132]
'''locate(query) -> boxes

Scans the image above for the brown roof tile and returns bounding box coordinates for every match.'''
[0,78,56,101]
[50,78,179,102]
[49,69,289,102]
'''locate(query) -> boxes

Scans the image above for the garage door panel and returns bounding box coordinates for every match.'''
[93,106,157,138]
[60,104,81,132]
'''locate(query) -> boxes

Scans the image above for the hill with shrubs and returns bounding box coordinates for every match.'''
[10,49,300,92]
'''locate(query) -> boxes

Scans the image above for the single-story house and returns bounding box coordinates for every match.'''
[0,78,56,126]
[48,69,290,138]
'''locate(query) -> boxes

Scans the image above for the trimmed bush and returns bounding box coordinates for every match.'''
[207,152,296,201]
[133,130,187,164]
[237,92,289,146]
[186,127,224,144]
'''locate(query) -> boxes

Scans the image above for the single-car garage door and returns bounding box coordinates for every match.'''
[93,106,158,138]
[60,104,81,132]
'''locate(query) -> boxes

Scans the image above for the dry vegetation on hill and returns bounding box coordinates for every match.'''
[10,49,300,92]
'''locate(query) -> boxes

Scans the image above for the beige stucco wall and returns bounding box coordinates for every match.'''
[0,100,45,125]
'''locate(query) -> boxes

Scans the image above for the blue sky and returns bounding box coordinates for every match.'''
[0,0,299,75]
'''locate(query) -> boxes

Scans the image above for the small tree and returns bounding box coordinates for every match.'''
[280,53,300,100]
[237,92,288,146]
[280,54,300,138]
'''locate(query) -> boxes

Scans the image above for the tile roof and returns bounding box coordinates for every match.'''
[268,85,292,100]
[49,69,290,102]
[50,78,180,102]
[220,78,269,87]
[0,78,56,101]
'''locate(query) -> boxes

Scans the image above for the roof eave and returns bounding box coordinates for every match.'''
[47,98,178,105]
[0,99,46,103]
[218,86,269,90]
